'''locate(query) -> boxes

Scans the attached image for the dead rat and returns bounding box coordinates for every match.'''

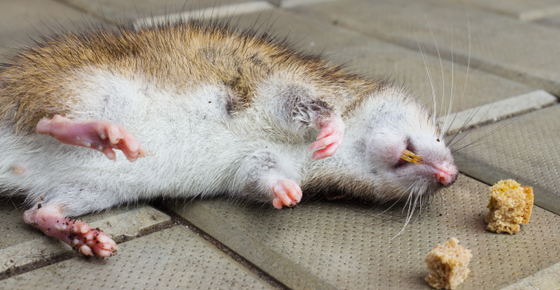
[0,20,457,257]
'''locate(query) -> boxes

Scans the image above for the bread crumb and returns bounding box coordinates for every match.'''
[485,179,533,234]
[425,238,472,290]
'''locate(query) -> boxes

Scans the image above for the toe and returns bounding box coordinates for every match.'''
[271,180,302,208]
[102,148,117,161]
[283,180,302,203]
[273,184,294,206]
[309,135,338,151]
[107,124,124,145]
[79,245,93,256]
[311,143,339,160]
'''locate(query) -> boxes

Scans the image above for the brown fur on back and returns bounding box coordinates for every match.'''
[0,20,382,133]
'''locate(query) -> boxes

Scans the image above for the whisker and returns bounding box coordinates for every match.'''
[446,101,496,148]
[441,33,455,138]
[445,16,472,142]
[451,115,521,153]
[415,32,437,125]
[425,16,446,121]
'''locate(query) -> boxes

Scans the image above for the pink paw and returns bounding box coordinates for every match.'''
[271,180,302,209]
[36,115,147,162]
[67,221,118,257]
[24,205,118,257]
[309,116,345,160]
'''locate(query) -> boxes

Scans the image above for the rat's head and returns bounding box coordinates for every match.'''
[352,87,458,202]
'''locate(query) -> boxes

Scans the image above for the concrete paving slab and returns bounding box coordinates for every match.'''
[444,0,560,21]
[0,203,171,273]
[437,90,557,134]
[279,0,340,8]
[291,0,560,96]
[0,0,103,62]
[501,261,560,290]
[134,1,275,28]
[59,0,257,23]
[171,175,560,289]
[534,15,560,30]
[0,226,272,289]
[449,104,560,216]
[204,9,536,114]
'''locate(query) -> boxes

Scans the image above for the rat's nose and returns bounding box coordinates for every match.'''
[433,162,458,186]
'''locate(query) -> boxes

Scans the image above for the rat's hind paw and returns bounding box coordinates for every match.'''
[69,221,118,257]
[24,204,118,257]
[36,115,147,162]
[309,116,344,160]
[271,180,302,209]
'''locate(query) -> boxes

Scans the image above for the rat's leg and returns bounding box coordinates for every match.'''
[36,115,147,162]
[23,204,118,257]
[269,83,345,160]
[233,150,302,209]
[291,99,345,160]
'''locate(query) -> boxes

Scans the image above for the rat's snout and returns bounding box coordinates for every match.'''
[433,161,458,186]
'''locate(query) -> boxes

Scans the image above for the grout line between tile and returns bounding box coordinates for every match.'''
[133,1,275,29]
[0,206,172,280]
[500,261,560,290]
[438,90,557,135]
[520,5,560,21]
[154,202,289,290]
[280,0,340,9]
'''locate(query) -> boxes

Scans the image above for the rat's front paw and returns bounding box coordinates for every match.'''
[271,180,302,209]
[309,116,345,160]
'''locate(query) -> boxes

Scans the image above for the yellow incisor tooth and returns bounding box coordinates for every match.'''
[401,149,423,164]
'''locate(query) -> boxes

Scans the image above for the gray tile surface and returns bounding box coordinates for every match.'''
[444,0,560,21]
[59,0,256,23]
[0,0,104,62]
[229,9,536,114]
[437,90,556,134]
[449,104,560,215]
[0,204,171,272]
[172,175,560,290]
[291,0,560,95]
[501,261,560,290]
[0,226,272,289]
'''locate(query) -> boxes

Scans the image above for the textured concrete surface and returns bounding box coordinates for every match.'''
[0,0,104,62]
[0,205,171,273]
[58,0,255,23]
[444,0,560,21]
[449,105,560,216]
[501,261,560,290]
[171,175,560,290]
[227,9,536,114]
[0,226,273,289]
[291,0,560,95]
[134,1,275,28]
[437,90,557,134]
